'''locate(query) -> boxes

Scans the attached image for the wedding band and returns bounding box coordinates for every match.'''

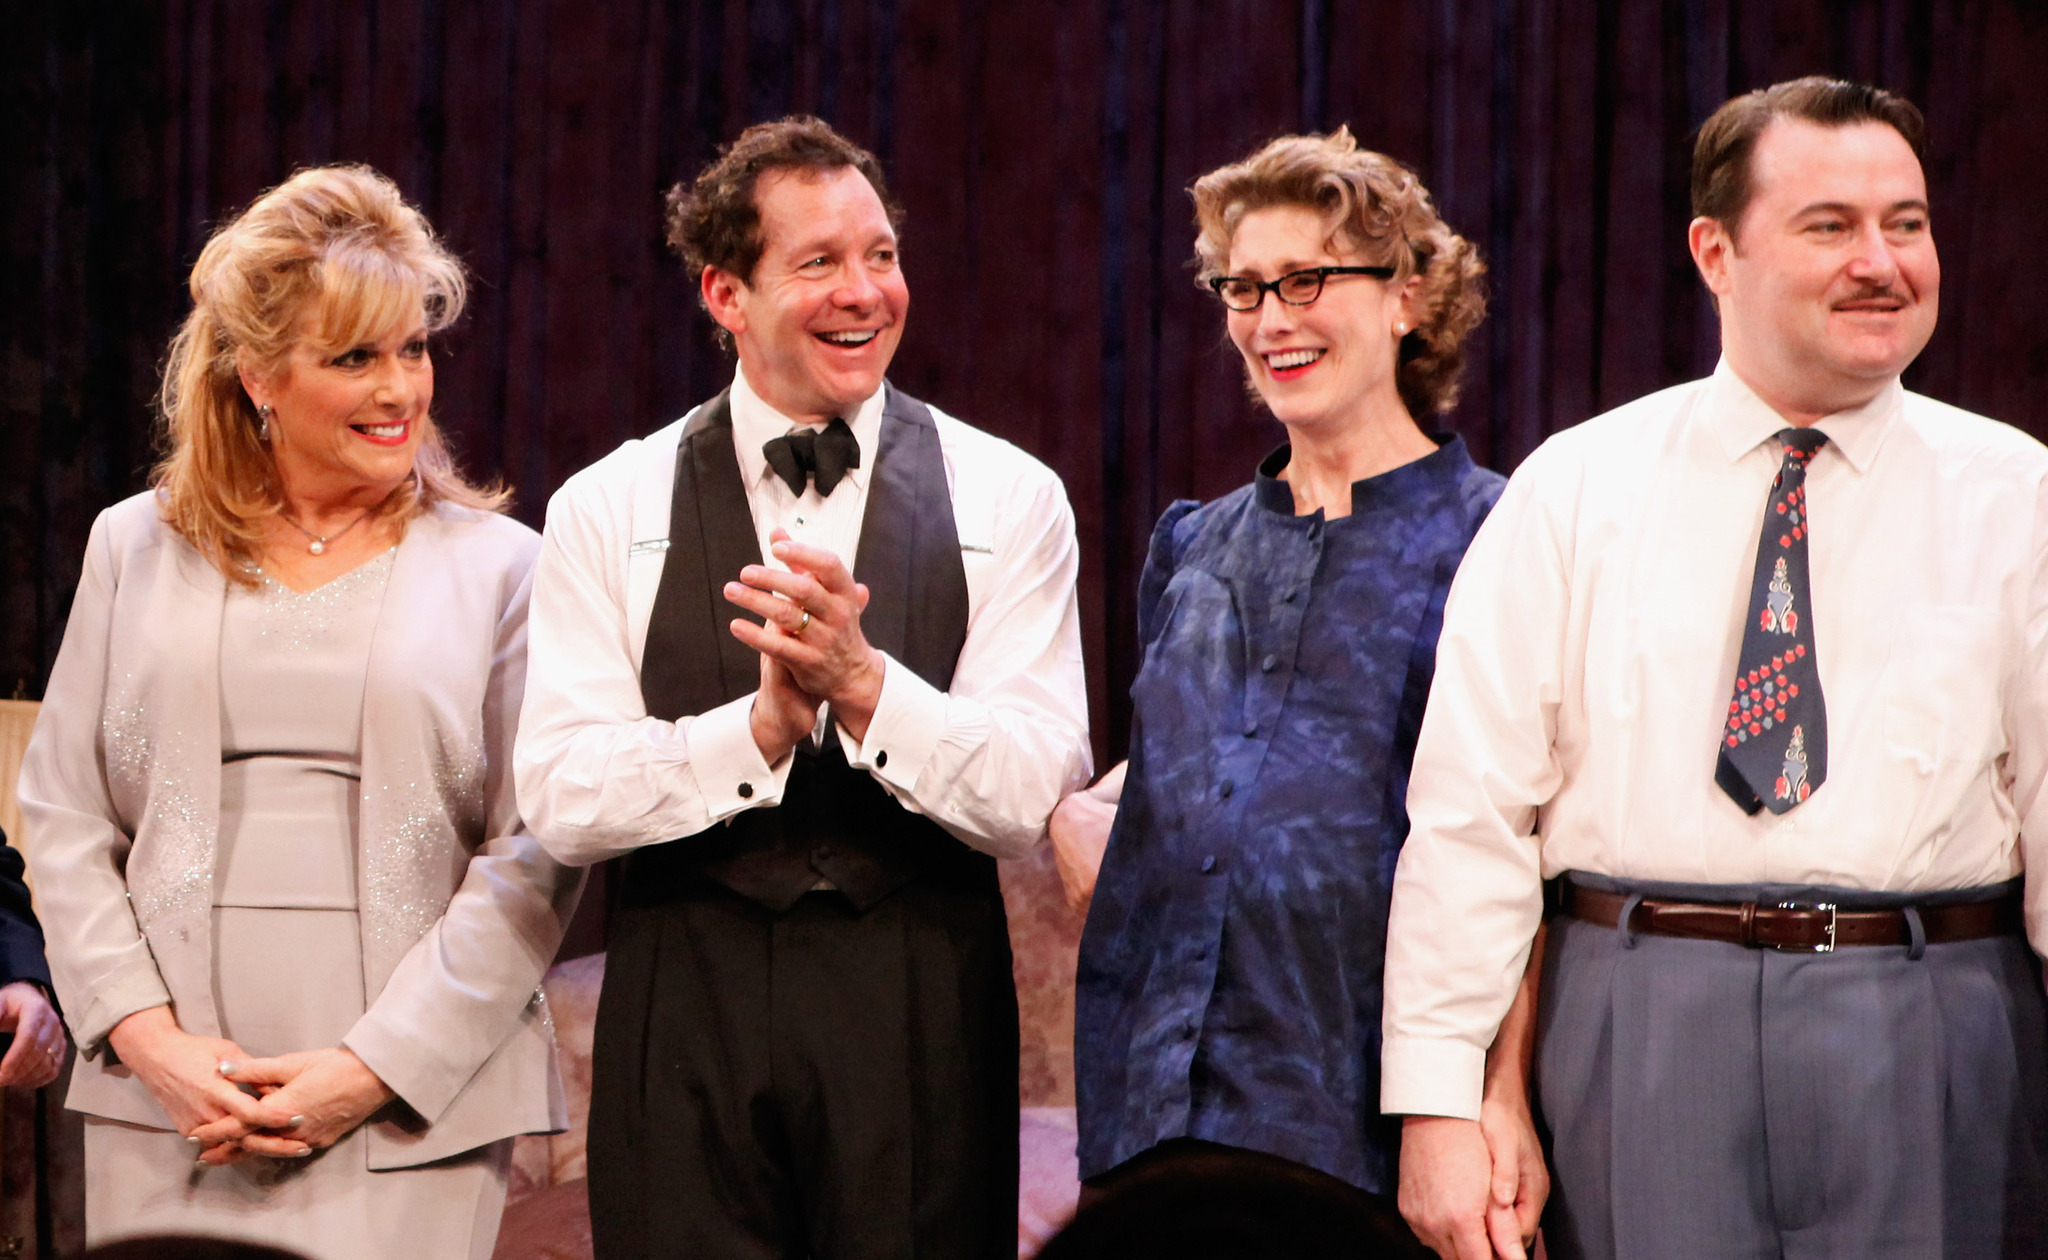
[794,609,812,636]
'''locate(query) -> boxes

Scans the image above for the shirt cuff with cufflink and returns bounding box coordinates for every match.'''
[686,692,795,818]
[839,651,945,793]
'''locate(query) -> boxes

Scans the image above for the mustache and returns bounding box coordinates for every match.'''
[1834,286,1909,306]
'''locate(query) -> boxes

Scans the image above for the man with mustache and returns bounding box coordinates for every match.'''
[1384,78,2048,1258]
[514,117,1091,1258]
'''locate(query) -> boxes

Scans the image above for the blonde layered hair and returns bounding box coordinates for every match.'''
[154,164,505,584]
[1191,127,1487,417]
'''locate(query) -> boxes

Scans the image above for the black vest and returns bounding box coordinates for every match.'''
[629,386,986,912]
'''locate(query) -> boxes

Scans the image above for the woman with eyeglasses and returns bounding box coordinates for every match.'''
[1058,128,1544,1259]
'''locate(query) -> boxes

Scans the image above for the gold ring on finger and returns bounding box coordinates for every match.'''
[795,609,812,636]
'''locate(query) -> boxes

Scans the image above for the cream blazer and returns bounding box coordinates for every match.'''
[18,492,584,1169]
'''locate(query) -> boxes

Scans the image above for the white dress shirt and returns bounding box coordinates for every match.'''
[514,367,1092,866]
[1380,363,2048,1120]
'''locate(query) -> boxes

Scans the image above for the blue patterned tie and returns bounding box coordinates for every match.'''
[1716,429,1829,815]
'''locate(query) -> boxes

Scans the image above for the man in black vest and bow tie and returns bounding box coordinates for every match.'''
[515,116,1092,1258]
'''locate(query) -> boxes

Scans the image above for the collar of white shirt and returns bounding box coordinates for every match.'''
[1706,358,1902,474]
[727,364,886,498]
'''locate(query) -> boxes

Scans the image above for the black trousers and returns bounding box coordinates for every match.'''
[588,875,1020,1260]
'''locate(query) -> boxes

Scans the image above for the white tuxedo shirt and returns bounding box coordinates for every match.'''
[514,369,1092,866]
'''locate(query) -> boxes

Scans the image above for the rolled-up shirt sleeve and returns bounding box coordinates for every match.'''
[1380,449,1574,1120]
[514,462,792,867]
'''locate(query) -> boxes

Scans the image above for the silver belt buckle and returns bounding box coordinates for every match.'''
[1774,901,1836,953]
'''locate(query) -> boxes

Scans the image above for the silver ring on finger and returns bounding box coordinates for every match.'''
[794,609,812,637]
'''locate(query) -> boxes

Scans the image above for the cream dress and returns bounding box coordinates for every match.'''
[84,552,511,1260]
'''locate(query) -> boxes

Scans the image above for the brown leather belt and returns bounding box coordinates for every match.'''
[1558,883,2024,953]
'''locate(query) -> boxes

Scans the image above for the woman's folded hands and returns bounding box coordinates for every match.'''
[191,1047,399,1164]
[110,1008,399,1165]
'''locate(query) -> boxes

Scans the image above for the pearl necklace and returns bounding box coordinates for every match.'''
[281,508,374,555]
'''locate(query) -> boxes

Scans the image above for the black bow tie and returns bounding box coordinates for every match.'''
[762,419,860,497]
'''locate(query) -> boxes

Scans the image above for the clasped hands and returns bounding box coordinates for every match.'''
[724,529,887,762]
[1398,923,1550,1260]
[1399,1101,1547,1260]
[108,1005,396,1165]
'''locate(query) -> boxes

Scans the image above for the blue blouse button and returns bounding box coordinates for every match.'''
[1260,654,1278,673]
[1201,855,1217,873]
[1219,779,1234,799]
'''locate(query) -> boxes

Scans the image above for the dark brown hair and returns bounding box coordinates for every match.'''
[1693,77,1926,236]
[1190,126,1487,417]
[664,116,903,349]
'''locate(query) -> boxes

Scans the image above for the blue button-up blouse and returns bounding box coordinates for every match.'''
[1076,436,1504,1194]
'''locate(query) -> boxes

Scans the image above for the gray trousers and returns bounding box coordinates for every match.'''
[1537,873,2048,1260]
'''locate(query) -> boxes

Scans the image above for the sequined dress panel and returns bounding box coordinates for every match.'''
[213,551,392,1053]
[84,549,511,1260]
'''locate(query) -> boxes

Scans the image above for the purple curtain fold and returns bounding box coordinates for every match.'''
[7,0,2047,764]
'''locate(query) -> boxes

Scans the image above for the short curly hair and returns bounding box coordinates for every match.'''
[1191,127,1487,417]
[664,116,904,350]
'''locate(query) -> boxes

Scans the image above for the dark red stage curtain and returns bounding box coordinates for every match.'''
[7,0,2048,764]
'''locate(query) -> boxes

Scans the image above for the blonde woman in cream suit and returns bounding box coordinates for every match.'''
[18,166,581,1260]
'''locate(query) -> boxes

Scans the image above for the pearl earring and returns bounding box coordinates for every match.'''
[256,404,273,443]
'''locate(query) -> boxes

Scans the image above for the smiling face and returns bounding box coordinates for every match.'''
[242,318,434,507]
[1691,117,1938,420]
[704,165,909,424]
[1222,203,1416,437]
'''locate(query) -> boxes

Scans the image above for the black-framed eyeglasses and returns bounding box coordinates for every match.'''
[1206,265,1396,311]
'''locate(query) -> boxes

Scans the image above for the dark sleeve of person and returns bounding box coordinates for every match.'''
[1135,500,1202,649]
[0,827,56,999]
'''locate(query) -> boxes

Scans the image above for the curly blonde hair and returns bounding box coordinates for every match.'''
[1191,127,1487,416]
[154,164,506,584]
